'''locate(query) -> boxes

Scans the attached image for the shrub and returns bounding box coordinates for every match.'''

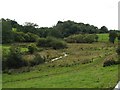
[95,34,99,42]
[109,31,117,44]
[83,34,95,43]
[24,33,30,42]
[116,47,120,55]
[47,37,67,49]
[65,34,98,43]
[13,32,40,42]
[52,40,67,49]
[37,37,67,49]
[4,46,25,69]
[2,19,14,44]
[14,32,25,42]
[103,59,116,67]
[29,53,45,66]
[28,43,37,54]
[2,48,9,70]
[37,38,48,47]
[26,32,39,42]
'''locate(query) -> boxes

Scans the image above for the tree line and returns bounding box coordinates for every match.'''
[2,18,111,44]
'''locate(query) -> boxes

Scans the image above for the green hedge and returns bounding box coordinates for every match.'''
[2,46,25,69]
[65,34,98,43]
[13,32,39,42]
[37,37,67,49]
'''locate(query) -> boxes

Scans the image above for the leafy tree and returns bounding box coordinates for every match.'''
[13,31,39,42]
[54,20,100,37]
[24,22,38,27]
[2,19,14,43]
[36,27,51,38]
[13,32,25,42]
[10,19,19,28]
[20,22,38,34]
[100,26,108,33]
[1,18,109,43]
[109,30,117,44]
[48,29,63,38]
[4,47,25,69]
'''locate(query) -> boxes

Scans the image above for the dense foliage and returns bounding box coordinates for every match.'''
[2,46,45,70]
[2,47,25,69]
[103,59,116,67]
[2,18,110,44]
[37,37,67,49]
[65,34,98,43]
[2,19,14,43]
[13,32,39,42]
[109,30,117,44]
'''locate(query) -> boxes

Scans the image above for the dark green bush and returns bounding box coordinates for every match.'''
[14,32,25,42]
[3,46,25,69]
[2,48,9,70]
[26,32,39,42]
[28,43,37,54]
[37,38,48,47]
[47,37,67,49]
[37,37,67,49]
[65,34,98,43]
[109,31,117,44]
[95,34,99,42]
[116,47,120,55]
[13,32,40,42]
[2,19,14,44]
[103,59,116,67]
[52,40,67,49]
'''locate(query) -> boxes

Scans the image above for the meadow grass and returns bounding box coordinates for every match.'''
[97,33,109,42]
[97,33,118,43]
[2,60,118,88]
[2,42,119,88]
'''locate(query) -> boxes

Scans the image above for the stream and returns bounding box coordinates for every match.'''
[45,52,68,63]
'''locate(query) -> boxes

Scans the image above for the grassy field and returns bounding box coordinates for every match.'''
[97,33,109,42]
[2,34,119,88]
[97,33,118,42]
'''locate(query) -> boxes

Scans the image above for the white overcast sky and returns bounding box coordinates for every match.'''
[0,0,119,30]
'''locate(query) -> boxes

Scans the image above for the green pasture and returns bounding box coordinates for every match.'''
[2,42,119,88]
[97,33,118,43]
